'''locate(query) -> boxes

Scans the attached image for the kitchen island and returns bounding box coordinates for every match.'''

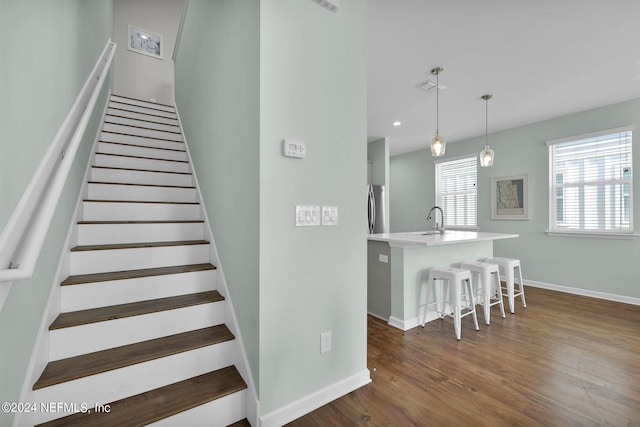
[367,230,518,330]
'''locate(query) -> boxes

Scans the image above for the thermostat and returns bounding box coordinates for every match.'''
[283,139,306,159]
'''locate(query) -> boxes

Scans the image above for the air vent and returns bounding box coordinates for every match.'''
[310,0,339,13]
[416,79,446,93]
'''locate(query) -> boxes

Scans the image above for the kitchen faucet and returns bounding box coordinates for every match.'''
[427,206,445,234]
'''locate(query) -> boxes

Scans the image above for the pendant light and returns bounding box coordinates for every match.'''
[479,94,495,167]
[430,67,446,156]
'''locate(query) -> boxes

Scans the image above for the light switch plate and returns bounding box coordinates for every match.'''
[321,206,338,226]
[296,205,320,226]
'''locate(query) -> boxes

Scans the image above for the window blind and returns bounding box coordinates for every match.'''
[435,155,477,228]
[548,128,633,234]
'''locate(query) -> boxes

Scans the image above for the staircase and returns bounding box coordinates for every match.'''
[31,94,249,426]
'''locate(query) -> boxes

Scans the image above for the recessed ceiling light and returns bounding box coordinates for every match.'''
[392,121,402,127]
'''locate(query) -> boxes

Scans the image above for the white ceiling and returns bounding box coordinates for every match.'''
[367,0,640,156]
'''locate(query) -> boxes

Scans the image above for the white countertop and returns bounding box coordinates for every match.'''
[367,230,519,248]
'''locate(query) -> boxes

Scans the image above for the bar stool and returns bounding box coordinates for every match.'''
[420,267,479,340]
[460,261,506,325]
[486,257,527,314]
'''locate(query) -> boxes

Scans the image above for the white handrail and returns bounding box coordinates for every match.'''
[0,40,116,289]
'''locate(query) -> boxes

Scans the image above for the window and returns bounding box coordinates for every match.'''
[548,127,633,236]
[435,155,477,229]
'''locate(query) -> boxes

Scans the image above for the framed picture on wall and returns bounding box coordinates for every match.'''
[491,174,530,220]
[127,24,163,59]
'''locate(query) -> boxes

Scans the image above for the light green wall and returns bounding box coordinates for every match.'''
[175,0,368,415]
[174,0,261,389]
[0,1,113,426]
[259,0,367,413]
[390,98,640,299]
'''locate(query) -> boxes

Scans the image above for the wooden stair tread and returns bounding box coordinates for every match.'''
[107,101,176,116]
[70,240,208,252]
[78,220,204,225]
[105,113,180,128]
[87,181,195,189]
[95,151,188,163]
[92,165,192,175]
[99,140,185,152]
[100,130,181,143]
[34,325,234,389]
[84,199,199,205]
[104,120,183,135]
[49,290,224,330]
[61,263,216,286]
[106,107,178,121]
[35,366,246,427]
[111,94,175,109]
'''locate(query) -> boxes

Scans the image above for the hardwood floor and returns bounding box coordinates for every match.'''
[288,287,640,426]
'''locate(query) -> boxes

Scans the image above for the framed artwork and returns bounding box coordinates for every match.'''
[491,174,530,220]
[127,24,163,59]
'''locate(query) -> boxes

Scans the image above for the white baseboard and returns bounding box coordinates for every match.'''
[259,369,371,427]
[525,280,640,306]
[388,310,441,331]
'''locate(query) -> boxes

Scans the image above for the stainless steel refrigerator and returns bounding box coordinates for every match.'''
[367,184,386,234]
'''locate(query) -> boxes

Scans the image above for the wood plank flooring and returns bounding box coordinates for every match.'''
[288,287,640,426]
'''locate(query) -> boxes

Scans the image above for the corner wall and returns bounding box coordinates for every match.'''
[259,0,368,415]
[390,98,640,300]
[0,2,114,426]
[174,0,261,393]
[113,0,186,104]
[175,0,369,419]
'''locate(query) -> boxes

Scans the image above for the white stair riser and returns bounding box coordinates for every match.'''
[103,123,182,142]
[82,202,200,221]
[49,301,226,360]
[149,390,246,427]
[78,222,205,246]
[91,168,193,187]
[97,142,187,162]
[87,183,197,203]
[105,115,181,133]
[71,244,210,275]
[62,269,217,311]
[107,108,179,126]
[110,96,175,113]
[101,131,184,151]
[95,154,190,173]
[33,341,236,425]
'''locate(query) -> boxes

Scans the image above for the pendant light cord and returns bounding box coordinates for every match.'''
[485,96,488,146]
[436,72,440,132]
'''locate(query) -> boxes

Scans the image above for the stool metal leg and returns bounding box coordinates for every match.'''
[465,278,480,332]
[493,271,506,319]
[480,269,491,325]
[516,266,527,308]
[502,266,515,314]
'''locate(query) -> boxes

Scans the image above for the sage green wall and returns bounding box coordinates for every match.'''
[0,1,113,426]
[368,137,390,232]
[174,0,261,389]
[390,98,640,299]
[175,0,367,415]
[259,0,367,413]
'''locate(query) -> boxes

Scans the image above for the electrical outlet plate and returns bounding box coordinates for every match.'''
[321,206,338,226]
[320,331,332,354]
